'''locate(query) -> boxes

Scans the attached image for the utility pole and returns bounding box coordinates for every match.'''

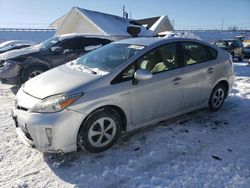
[122,5,128,19]
[172,19,175,30]
[221,17,224,31]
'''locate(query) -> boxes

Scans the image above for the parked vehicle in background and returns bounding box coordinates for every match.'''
[0,40,36,54]
[214,39,244,61]
[0,34,112,84]
[243,44,250,59]
[13,37,235,153]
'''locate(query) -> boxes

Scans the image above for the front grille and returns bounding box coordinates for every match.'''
[13,115,33,141]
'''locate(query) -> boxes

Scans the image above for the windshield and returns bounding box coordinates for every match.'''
[75,43,145,73]
[35,37,59,49]
[215,41,234,48]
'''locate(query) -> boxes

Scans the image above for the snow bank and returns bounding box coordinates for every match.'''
[0,61,250,187]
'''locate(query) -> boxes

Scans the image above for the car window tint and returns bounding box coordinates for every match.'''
[206,46,217,60]
[136,43,178,74]
[80,38,112,51]
[59,38,82,50]
[182,42,207,65]
[118,43,178,81]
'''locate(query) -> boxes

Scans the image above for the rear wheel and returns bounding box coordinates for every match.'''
[21,66,47,83]
[238,53,243,61]
[231,52,235,60]
[208,84,226,112]
[77,108,122,153]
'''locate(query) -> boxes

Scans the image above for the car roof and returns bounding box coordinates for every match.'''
[58,33,113,41]
[114,37,206,47]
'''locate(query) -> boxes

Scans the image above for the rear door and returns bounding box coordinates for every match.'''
[180,42,218,109]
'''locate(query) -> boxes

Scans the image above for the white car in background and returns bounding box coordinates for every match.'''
[0,40,36,54]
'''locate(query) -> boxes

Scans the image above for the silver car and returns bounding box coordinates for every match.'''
[12,37,235,153]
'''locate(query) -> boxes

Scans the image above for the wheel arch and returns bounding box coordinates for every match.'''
[20,62,50,83]
[211,79,229,97]
[21,62,50,72]
[79,105,128,133]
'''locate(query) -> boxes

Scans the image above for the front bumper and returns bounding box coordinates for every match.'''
[12,108,86,153]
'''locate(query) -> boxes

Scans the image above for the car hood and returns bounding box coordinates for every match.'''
[23,64,102,99]
[0,45,40,60]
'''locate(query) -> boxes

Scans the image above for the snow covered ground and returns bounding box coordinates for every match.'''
[0,61,250,187]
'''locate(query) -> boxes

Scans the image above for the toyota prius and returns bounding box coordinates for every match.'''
[13,37,235,153]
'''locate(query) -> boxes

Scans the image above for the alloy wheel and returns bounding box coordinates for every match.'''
[28,70,43,79]
[212,88,225,108]
[88,117,117,148]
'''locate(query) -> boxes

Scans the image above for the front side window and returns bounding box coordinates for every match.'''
[137,43,177,73]
[59,38,82,50]
[119,43,178,81]
[182,42,207,65]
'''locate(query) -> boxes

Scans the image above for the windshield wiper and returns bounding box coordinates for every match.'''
[83,65,98,74]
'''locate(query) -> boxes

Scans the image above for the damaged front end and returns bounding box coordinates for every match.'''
[0,60,22,84]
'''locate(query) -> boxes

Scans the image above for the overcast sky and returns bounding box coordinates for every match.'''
[0,0,249,30]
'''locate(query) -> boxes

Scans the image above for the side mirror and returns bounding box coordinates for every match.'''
[50,46,64,54]
[133,69,153,85]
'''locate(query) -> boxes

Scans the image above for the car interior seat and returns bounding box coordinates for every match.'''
[152,47,176,73]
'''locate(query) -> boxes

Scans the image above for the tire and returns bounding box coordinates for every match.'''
[77,108,122,153]
[230,52,234,59]
[208,84,227,112]
[238,53,243,61]
[21,66,47,83]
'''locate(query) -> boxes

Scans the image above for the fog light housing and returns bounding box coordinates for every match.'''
[45,128,52,146]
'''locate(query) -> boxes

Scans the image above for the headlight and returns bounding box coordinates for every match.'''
[0,61,11,68]
[30,93,83,113]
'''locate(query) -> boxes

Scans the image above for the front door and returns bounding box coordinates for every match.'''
[125,43,184,125]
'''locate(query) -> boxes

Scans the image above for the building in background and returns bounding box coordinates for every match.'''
[49,7,155,40]
[135,16,174,36]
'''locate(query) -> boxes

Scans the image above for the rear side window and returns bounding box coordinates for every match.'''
[182,42,207,65]
[206,46,217,60]
[59,37,112,51]
[182,42,217,65]
[59,38,83,50]
[82,38,112,51]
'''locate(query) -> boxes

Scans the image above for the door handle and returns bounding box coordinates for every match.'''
[207,67,215,73]
[172,77,183,82]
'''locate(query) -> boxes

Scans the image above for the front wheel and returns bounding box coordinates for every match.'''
[77,108,122,153]
[208,84,227,112]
